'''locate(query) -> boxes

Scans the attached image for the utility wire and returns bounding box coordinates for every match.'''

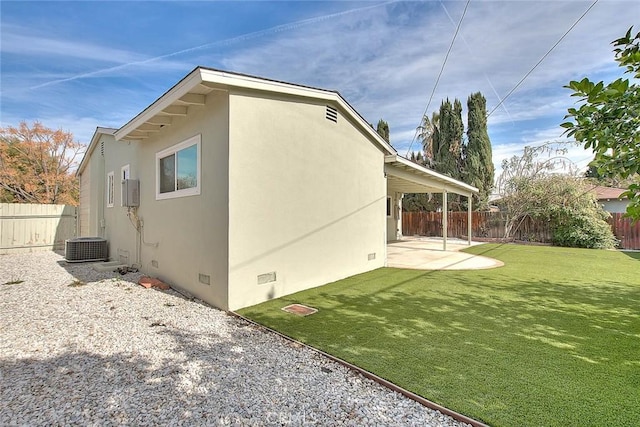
[487,0,599,118]
[406,0,471,157]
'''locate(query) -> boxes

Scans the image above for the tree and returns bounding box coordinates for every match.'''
[409,151,424,164]
[465,92,494,210]
[433,99,464,181]
[376,119,390,143]
[417,112,439,168]
[562,27,640,220]
[414,93,494,211]
[497,144,616,249]
[0,121,83,205]
[584,159,636,188]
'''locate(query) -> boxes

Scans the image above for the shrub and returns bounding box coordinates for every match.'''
[552,212,618,249]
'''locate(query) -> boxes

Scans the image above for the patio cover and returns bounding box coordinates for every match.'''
[384,155,479,250]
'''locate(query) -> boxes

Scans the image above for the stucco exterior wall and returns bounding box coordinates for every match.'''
[133,91,230,309]
[601,199,629,214]
[78,162,92,237]
[227,91,387,310]
[78,133,134,240]
[101,139,139,264]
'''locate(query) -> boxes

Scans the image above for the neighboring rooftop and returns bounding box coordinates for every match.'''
[592,186,627,200]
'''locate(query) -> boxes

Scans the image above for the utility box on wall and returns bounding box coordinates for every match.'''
[122,179,140,207]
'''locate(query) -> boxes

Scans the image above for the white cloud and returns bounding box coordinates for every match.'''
[1,0,635,174]
[1,25,144,64]
[215,1,631,155]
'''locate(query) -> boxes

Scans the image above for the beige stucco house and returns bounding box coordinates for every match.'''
[77,67,477,311]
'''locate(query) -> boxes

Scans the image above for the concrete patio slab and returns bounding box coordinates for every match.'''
[387,237,503,270]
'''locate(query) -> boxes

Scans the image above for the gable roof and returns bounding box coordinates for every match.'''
[76,127,117,176]
[592,186,627,200]
[115,66,396,155]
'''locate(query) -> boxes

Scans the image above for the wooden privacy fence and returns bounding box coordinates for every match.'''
[0,203,77,254]
[403,211,640,250]
[609,213,640,250]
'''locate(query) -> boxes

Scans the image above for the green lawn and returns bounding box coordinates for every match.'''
[238,244,640,427]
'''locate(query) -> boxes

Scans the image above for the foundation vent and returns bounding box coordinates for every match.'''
[325,106,338,123]
[368,252,376,261]
[199,273,211,285]
[257,272,277,285]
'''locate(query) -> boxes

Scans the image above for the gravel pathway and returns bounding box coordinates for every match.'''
[0,251,470,427]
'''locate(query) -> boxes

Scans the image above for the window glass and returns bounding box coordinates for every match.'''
[155,134,200,200]
[107,172,114,207]
[159,154,176,194]
[177,144,197,190]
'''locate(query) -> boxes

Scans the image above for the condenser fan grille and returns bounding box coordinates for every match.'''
[65,237,108,263]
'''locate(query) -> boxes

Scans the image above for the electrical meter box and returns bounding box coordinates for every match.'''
[122,179,140,207]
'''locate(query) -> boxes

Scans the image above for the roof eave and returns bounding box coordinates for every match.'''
[385,154,479,194]
[76,127,117,176]
[114,66,396,155]
[115,67,204,141]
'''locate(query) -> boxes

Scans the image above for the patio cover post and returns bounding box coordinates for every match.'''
[442,190,448,251]
[468,194,472,245]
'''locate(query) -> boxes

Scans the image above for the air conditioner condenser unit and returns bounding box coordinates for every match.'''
[65,237,108,263]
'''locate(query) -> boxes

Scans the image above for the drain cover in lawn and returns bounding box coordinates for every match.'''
[282,304,318,316]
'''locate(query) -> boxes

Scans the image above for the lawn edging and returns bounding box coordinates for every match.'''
[228,311,489,427]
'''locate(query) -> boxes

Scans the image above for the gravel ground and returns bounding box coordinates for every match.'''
[0,251,470,427]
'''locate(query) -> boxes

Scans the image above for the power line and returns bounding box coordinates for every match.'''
[406,0,471,157]
[487,0,599,118]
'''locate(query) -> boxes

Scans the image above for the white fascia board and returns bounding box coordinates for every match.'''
[385,155,478,195]
[77,127,117,176]
[201,68,336,100]
[115,69,205,141]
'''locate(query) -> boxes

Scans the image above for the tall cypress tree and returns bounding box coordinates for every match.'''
[466,92,494,209]
[434,99,463,181]
[376,119,390,143]
[452,99,465,177]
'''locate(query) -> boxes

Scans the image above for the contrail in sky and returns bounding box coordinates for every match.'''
[439,0,514,124]
[31,1,397,90]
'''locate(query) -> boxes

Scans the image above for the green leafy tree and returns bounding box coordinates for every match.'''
[409,151,425,164]
[585,158,637,188]
[433,99,465,210]
[417,112,439,168]
[562,27,640,220]
[376,119,390,143]
[465,92,494,210]
[434,99,464,181]
[497,144,615,248]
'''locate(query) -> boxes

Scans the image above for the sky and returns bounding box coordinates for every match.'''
[1,0,638,178]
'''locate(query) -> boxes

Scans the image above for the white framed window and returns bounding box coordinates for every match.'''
[120,164,130,207]
[156,134,201,200]
[107,171,115,208]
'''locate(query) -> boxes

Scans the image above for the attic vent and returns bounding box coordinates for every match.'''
[325,106,338,123]
[100,141,105,156]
